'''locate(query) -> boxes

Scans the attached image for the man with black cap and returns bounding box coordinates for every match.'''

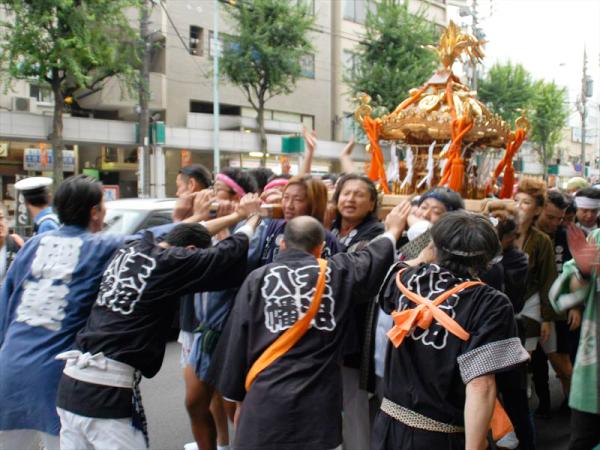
[14,176,60,235]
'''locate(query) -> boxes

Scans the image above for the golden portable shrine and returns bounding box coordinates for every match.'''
[354,21,529,206]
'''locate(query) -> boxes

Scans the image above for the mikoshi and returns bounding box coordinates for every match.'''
[354,21,529,212]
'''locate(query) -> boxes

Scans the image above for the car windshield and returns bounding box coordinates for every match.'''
[103,209,146,235]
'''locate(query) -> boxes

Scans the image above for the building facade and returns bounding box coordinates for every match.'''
[0,0,448,204]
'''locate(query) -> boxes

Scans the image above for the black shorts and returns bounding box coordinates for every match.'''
[554,320,570,354]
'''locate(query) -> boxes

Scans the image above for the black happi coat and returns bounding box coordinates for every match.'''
[57,230,250,419]
[209,235,396,450]
[330,214,384,253]
[372,263,529,450]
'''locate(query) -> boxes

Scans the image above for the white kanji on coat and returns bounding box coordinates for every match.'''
[16,236,83,331]
[262,264,335,334]
[96,247,156,315]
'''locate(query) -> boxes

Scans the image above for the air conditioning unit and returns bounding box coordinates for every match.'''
[12,97,37,113]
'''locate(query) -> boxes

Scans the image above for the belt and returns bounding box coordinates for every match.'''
[56,350,135,389]
[380,397,464,434]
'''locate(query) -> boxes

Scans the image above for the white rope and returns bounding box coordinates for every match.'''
[400,146,414,189]
[417,141,436,189]
[386,142,400,183]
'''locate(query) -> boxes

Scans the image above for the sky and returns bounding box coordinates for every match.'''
[447,0,600,125]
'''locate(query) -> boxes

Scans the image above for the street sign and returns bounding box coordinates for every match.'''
[23,148,75,172]
[281,136,305,154]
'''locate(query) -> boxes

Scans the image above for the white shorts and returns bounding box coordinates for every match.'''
[178,330,195,367]
[524,322,557,354]
[57,407,146,450]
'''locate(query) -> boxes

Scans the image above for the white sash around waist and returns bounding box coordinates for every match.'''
[56,350,135,389]
[517,293,542,324]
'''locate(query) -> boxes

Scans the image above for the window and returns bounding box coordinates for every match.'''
[189,26,203,56]
[301,115,315,130]
[29,84,54,104]
[300,54,315,79]
[343,50,359,78]
[344,0,367,23]
[297,0,315,15]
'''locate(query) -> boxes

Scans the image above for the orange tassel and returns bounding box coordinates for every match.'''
[490,399,514,441]
[363,116,390,194]
[500,165,515,199]
[448,157,465,193]
[492,128,526,199]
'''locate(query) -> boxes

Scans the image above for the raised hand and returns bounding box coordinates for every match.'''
[341,135,355,157]
[303,127,317,155]
[173,193,194,222]
[236,193,262,219]
[567,223,599,276]
[385,200,412,240]
[191,189,216,220]
[260,188,283,205]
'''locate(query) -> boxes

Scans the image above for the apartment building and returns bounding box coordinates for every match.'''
[0,0,448,200]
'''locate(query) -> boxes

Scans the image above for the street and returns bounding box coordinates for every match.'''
[142,342,571,450]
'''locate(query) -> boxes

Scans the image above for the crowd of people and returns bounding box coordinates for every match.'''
[0,139,599,450]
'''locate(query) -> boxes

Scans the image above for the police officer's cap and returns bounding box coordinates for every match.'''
[15,177,53,198]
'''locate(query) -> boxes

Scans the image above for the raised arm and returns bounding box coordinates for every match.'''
[198,193,262,236]
[336,201,411,300]
[340,135,356,174]
[298,127,316,176]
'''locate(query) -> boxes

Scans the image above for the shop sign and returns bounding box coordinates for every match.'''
[24,148,75,172]
[181,150,193,167]
[0,142,8,158]
[15,174,30,229]
[102,185,120,202]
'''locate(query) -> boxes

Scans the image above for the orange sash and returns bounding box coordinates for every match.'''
[387,268,483,348]
[388,269,515,439]
[245,258,328,391]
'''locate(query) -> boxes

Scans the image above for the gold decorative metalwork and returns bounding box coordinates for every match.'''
[354,21,510,149]
[426,21,485,70]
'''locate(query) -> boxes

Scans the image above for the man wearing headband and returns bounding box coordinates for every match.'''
[374,211,529,450]
[14,177,60,235]
[183,167,258,450]
[574,187,600,235]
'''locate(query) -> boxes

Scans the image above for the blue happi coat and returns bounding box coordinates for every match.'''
[0,224,172,435]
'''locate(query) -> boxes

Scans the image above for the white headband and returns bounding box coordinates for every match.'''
[575,196,600,210]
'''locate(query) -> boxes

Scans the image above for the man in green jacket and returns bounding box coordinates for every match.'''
[549,225,600,450]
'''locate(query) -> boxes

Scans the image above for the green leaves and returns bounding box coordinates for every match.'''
[529,80,568,162]
[220,0,315,107]
[347,0,440,112]
[478,61,534,126]
[0,0,141,93]
[478,61,568,167]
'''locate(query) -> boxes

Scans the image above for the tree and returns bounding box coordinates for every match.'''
[220,0,314,165]
[347,0,440,114]
[478,61,535,126]
[528,80,569,181]
[0,0,141,189]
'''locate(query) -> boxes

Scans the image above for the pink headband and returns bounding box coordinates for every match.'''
[216,173,246,198]
[263,178,289,192]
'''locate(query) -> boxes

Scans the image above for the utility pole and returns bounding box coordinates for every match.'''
[138,0,152,197]
[213,0,221,174]
[579,48,588,177]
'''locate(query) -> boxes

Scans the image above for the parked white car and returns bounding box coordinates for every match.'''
[103,198,176,235]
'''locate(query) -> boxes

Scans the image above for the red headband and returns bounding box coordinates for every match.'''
[216,173,246,197]
[263,178,289,192]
